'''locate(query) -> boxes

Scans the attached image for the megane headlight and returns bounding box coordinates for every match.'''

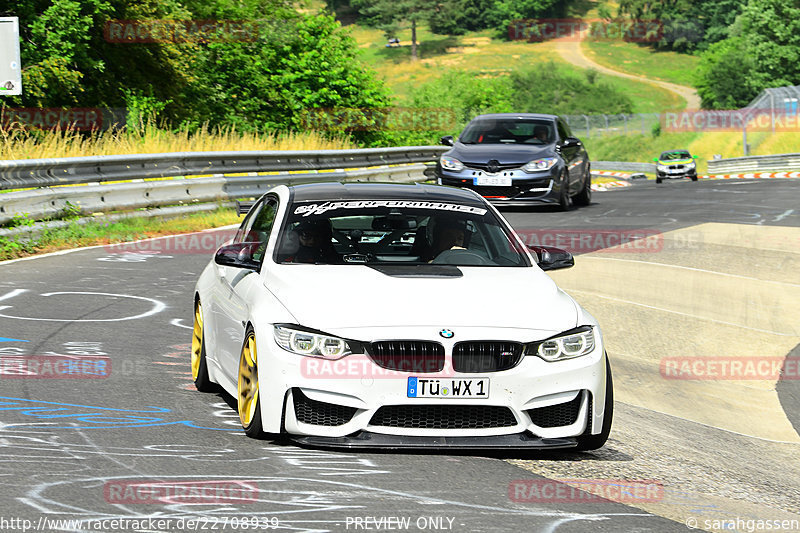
[273,325,358,359]
[527,326,596,362]
[522,157,558,172]
[440,155,464,171]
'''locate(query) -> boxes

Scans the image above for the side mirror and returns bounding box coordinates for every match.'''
[528,245,574,271]
[440,135,455,147]
[692,155,698,159]
[652,157,658,162]
[215,242,262,271]
[561,137,581,148]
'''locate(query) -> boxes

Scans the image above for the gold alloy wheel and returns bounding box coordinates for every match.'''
[191,301,203,380]
[238,332,259,427]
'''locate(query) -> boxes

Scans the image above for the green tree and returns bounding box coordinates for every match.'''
[618,0,746,52]
[694,37,755,109]
[185,13,390,135]
[352,0,437,60]
[695,0,800,109]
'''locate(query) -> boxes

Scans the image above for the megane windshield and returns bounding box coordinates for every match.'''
[459,118,555,145]
[274,200,530,267]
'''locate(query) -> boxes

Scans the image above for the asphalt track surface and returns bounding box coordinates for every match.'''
[0,177,798,533]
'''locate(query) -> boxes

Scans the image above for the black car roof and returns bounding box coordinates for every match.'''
[288,182,487,207]
[469,113,558,121]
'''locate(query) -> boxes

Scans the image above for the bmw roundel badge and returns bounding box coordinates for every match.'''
[439,329,454,339]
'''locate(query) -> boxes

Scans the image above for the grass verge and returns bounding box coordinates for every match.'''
[0,208,241,262]
[582,40,700,88]
[0,123,354,160]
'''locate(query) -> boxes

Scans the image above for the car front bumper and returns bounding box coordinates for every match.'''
[438,167,562,205]
[656,168,697,179]
[290,431,579,450]
[254,325,609,443]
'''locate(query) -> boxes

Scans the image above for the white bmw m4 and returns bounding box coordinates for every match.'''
[192,182,612,450]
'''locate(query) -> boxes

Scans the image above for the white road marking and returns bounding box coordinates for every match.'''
[582,256,800,287]
[0,288,26,302]
[568,289,797,337]
[0,292,166,322]
[774,209,795,222]
[170,318,192,330]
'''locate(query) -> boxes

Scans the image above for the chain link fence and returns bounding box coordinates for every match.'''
[563,113,661,137]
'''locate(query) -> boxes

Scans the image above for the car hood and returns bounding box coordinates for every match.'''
[264,265,579,333]
[449,143,554,165]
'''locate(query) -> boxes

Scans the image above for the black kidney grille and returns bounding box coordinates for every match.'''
[293,389,357,426]
[453,342,524,372]
[368,341,445,372]
[527,392,584,428]
[369,404,517,429]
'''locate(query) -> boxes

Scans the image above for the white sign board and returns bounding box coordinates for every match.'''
[0,17,22,96]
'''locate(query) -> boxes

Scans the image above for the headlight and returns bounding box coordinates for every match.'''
[273,325,358,359]
[522,157,558,172]
[440,155,464,171]
[686,161,696,168]
[656,164,668,171]
[527,326,595,362]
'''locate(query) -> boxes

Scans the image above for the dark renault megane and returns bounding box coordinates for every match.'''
[436,113,592,209]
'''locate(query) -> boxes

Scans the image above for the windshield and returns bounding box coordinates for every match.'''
[660,151,691,160]
[459,118,555,145]
[274,200,530,267]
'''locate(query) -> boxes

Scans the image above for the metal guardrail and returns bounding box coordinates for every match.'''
[592,161,654,173]
[707,153,800,174]
[0,146,447,190]
[0,147,447,225]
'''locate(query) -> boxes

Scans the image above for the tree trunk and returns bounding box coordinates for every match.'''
[411,19,418,61]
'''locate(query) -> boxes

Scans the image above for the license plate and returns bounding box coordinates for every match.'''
[475,176,511,186]
[407,377,489,398]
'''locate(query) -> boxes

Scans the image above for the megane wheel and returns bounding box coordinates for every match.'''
[238,326,264,438]
[573,168,592,207]
[558,171,571,211]
[191,299,214,392]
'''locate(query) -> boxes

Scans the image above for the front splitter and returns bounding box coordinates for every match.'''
[290,431,578,450]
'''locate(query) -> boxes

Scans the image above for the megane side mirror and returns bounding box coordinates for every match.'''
[440,135,455,147]
[528,245,574,271]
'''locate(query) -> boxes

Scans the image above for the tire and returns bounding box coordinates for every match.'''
[656,177,662,184]
[691,176,698,182]
[238,326,265,438]
[575,355,613,451]
[573,169,592,207]
[558,171,571,211]
[191,299,215,392]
